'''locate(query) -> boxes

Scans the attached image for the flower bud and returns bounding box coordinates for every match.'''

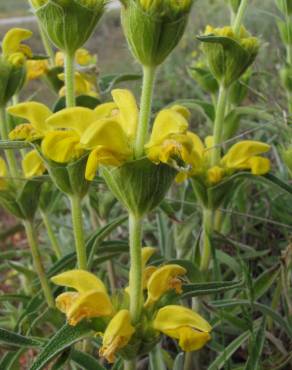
[197,26,259,87]
[30,0,105,54]
[121,0,193,67]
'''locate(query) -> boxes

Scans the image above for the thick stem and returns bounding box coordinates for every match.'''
[150,344,166,370]
[233,0,249,36]
[65,52,75,107]
[124,359,136,370]
[23,220,55,308]
[211,85,229,166]
[70,195,87,270]
[134,65,156,158]
[200,208,213,271]
[41,211,62,259]
[0,106,18,178]
[128,213,143,324]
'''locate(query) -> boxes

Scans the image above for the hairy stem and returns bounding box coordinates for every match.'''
[200,208,213,271]
[41,211,62,259]
[70,195,87,270]
[134,65,156,158]
[128,213,143,323]
[23,220,55,307]
[211,85,229,166]
[65,52,75,107]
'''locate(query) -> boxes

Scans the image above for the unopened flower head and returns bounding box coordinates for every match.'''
[31,0,105,53]
[121,0,193,66]
[198,25,259,87]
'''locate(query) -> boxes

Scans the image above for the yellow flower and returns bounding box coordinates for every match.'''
[0,157,8,190]
[58,72,98,97]
[55,48,95,67]
[221,141,271,175]
[22,150,46,178]
[8,102,52,141]
[26,59,49,81]
[51,269,113,326]
[153,305,212,351]
[2,28,33,61]
[44,103,123,165]
[75,48,95,66]
[145,264,187,306]
[99,310,135,363]
[207,166,225,184]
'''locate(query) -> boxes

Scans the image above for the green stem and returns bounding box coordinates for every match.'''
[200,208,213,271]
[128,213,143,324]
[37,20,55,67]
[233,0,249,35]
[23,220,55,308]
[65,52,75,107]
[41,211,62,259]
[183,352,193,370]
[70,195,87,270]
[0,106,18,178]
[150,344,166,370]
[211,85,229,166]
[124,360,136,370]
[134,65,156,158]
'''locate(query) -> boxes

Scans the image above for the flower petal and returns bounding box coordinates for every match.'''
[7,102,52,134]
[222,141,270,168]
[146,109,189,148]
[145,264,187,306]
[111,89,138,140]
[80,118,131,158]
[67,290,113,326]
[0,157,8,178]
[22,150,46,178]
[94,102,118,119]
[85,147,124,181]
[41,131,84,163]
[153,305,212,334]
[55,292,79,315]
[248,156,270,175]
[166,327,211,351]
[142,247,157,267]
[45,107,98,135]
[99,310,135,363]
[2,28,32,57]
[51,269,107,293]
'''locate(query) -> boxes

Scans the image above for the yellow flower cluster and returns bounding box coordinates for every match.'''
[7,89,271,183]
[204,25,259,55]
[51,248,211,363]
[7,89,191,180]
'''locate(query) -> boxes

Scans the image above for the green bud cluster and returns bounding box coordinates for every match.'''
[197,26,259,87]
[31,0,105,53]
[121,0,193,67]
